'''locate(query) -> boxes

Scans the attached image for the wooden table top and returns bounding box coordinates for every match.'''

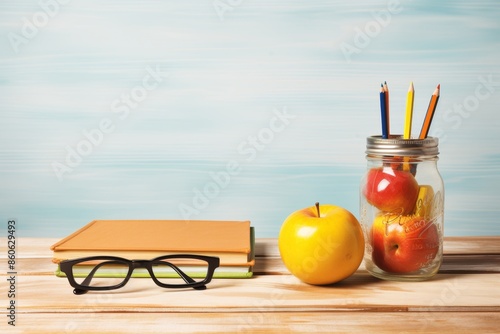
[1,236,499,333]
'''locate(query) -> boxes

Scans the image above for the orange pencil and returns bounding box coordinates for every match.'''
[419,84,440,139]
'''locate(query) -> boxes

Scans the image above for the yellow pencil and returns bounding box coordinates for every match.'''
[403,82,414,172]
[404,82,414,139]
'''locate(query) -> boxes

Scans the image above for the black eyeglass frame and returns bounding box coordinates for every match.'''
[59,254,220,295]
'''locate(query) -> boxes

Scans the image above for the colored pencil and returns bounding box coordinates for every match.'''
[380,84,388,139]
[404,82,414,139]
[418,84,440,139]
[402,82,414,172]
[383,81,390,137]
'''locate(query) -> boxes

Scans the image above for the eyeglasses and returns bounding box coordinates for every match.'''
[59,254,220,295]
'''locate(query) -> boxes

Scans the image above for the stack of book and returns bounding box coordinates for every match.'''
[50,219,254,278]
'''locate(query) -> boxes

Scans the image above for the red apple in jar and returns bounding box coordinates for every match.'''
[363,166,419,215]
[371,215,439,273]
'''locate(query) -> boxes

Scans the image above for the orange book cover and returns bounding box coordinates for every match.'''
[51,220,252,264]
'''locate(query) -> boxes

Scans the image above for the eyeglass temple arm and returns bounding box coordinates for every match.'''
[73,260,125,295]
[165,262,206,290]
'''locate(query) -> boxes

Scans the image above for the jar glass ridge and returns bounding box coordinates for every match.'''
[360,135,444,281]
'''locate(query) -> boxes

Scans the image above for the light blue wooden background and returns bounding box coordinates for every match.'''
[1,0,499,238]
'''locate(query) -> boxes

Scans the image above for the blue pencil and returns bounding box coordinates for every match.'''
[380,83,388,139]
[383,81,390,136]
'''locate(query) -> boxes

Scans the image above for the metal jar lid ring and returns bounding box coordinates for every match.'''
[366,135,439,157]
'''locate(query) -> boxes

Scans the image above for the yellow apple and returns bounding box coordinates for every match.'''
[278,203,365,285]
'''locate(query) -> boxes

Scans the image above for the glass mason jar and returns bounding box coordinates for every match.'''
[360,135,444,281]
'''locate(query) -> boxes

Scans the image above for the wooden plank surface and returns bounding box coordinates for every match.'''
[7,272,500,312]
[1,237,499,333]
[6,312,500,334]
[254,236,500,258]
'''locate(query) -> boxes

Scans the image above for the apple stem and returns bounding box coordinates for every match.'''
[315,202,320,217]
